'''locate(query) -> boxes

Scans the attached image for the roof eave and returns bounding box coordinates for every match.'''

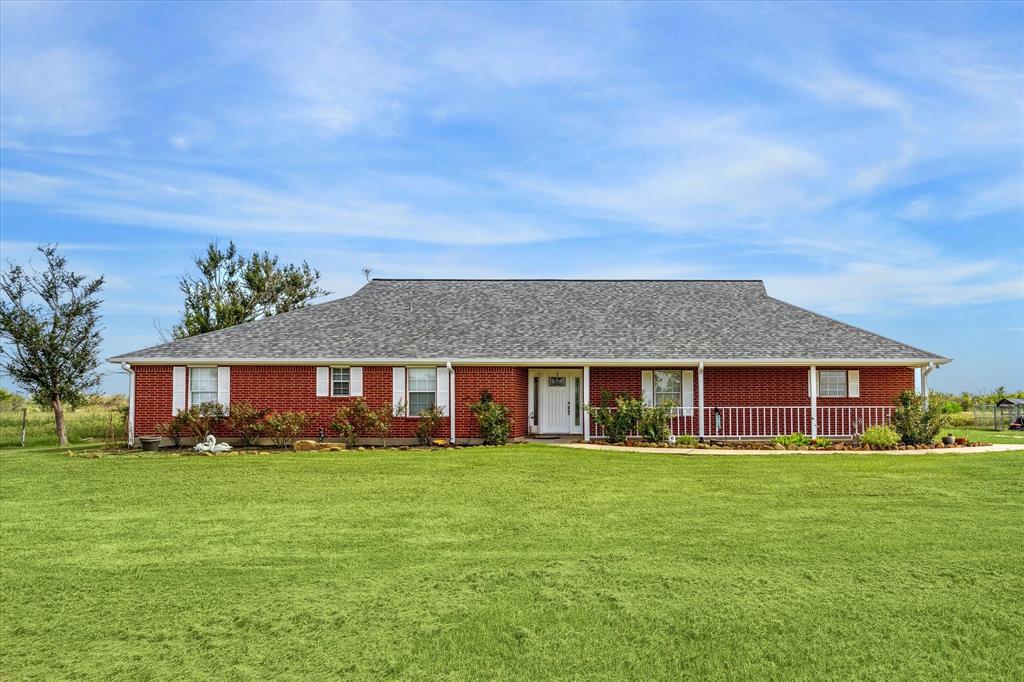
[108,355,952,367]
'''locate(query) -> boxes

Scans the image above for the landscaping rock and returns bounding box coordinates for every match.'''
[293,440,346,452]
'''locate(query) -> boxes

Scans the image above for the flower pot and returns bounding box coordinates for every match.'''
[139,436,162,451]
[941,435,955,446]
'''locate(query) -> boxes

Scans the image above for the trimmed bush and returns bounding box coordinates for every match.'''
[861,425,901,448]
[674,434,699,447]
[890,390,948,445]
[264,411,313,448]
[415,405,446,445]
[226,401,269,446]
[469,390,512,445]
[178,402,226,442]
[331,398,372,448]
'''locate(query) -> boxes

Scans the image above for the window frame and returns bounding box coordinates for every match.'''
[817,370,847,398]
[654,370,683,406]
[406,366,437,417]
[331,366,351,397]
[189,365,218,407]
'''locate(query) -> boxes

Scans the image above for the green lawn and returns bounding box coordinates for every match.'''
[2,444,1022,680]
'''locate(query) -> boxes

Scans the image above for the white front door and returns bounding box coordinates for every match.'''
[536,370,582,435]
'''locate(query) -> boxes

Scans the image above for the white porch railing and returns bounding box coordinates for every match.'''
[590,406,895,440]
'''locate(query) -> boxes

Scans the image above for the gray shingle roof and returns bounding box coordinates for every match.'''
[110,279,947,363]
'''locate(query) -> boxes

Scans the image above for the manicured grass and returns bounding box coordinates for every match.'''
[954,427,1024,445]
[2,444,1022,680]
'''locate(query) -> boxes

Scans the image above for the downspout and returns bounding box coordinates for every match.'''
[446,361,455,444]
[921,362,936,409]
[120,362,135,447]
[697,362,705,442]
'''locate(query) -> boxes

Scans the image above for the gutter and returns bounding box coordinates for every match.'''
[107,356,953,368]
[120,362,135,447]
[921,361,937,409]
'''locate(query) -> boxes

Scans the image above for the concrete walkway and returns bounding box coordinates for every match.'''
[548,441,1023,456]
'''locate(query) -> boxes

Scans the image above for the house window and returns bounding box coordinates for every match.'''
[190,367,218,406]
[332,367,350,396]
[818,370,847,398]
[654,370,682,406]
[407,367,436,416]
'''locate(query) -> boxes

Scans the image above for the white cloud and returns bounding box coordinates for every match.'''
[768,260,1024,315]
[0,4,120,136]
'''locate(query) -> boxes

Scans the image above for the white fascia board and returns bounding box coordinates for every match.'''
[108,356,952,367]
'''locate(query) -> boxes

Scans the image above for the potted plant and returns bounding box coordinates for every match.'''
[941,433,955,446]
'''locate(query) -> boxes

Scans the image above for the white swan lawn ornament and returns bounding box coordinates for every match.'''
[194,434,232,453]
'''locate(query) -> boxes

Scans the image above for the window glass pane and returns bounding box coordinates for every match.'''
[408,392,436,416]
[654,370,681,405]
[407,367,436,392]
[332,367,350,396]
[819,371,846,398]
[190,367,218,405]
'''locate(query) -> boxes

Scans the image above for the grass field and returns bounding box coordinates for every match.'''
[2,443,1022,680]
[0,408,122,447]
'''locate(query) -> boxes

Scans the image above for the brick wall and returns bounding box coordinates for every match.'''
[134,364,914,443]
[133,364,531,443]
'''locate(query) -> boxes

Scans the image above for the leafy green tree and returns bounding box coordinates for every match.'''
[173,241,329,339]
[0,245,104,445]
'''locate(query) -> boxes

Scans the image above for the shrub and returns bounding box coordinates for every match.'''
[415,405,446,445]
[674,434,699,446]
[890,390,948,445]
[585,395,644,444]
[331,398,373,448]
[813,437,832,448]
[940,401,961,414]
[772,432,812,448]
[861,425,901,448]
[469,391,513,445]
[366,401,401,448]
[264,411,313,448]
[154,416,186,447]
[226,401,269,446]
[638,401,675,443]
[178,402,226,442]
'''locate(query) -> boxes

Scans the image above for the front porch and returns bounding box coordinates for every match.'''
[525,364,917,441]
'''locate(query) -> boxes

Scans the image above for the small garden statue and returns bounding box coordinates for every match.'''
[194,434,232,454]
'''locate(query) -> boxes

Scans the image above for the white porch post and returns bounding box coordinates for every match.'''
[583,365,591,442]
[809,365,818,440]
[697,362,705,441]
[449,365,456,444]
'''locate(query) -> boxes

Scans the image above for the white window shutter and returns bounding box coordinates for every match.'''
[641,370,654,406]
[392,367,406,413]
[848,370,860,398]
[316,367,330,397]
[217,366,231,412]
[172,366,186,415]
[350,367,363,397]
[435,366,450,416]
[681,370,694,416]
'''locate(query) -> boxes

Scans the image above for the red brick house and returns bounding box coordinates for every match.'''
[110,279,949,445]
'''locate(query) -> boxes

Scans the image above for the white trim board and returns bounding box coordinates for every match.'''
[110,356,950,367]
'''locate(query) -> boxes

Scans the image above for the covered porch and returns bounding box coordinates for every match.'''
[526,363,924,441]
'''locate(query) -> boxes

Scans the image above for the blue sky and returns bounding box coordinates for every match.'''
[1,0,1022,395]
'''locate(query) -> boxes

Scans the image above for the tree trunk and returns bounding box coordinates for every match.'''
[52,396,67,446]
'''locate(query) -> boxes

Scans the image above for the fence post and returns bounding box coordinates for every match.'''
[20,408,27,447]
